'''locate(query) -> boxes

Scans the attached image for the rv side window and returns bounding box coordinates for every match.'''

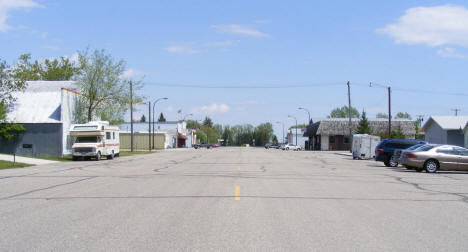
[113,132,115,139]
[106,132,111,140]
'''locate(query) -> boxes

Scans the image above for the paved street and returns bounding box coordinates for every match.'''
[0,147,467,251]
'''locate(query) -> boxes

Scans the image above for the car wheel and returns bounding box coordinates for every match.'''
[72,156,78,161]
[388,156,398,167]
[424,159,439,173]
[384,161,391,167]
[286,147,289,150]
[96,152,101,161]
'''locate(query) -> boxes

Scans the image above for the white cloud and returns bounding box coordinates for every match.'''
[437,47,467,59]
[164,45,200,54]
[121,68,145,79]
[0,0,43,32]
[212,24,269,38]
[377,5,468,47]
[191,103,230,115]
[253,19,272,24]
[202,40,240,48]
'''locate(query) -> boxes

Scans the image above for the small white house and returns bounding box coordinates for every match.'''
[421,116,468,147]
[287,128,308,149]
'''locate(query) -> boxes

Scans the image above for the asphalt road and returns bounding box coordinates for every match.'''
[1,147,467,251]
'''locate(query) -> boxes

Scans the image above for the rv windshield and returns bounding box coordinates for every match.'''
[75,136,100,143]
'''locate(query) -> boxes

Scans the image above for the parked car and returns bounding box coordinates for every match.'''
[194,142,212,149]
[392,143,426,165]
[401,145,468,173]
[375,139,426,167]
[281,143,302,151]
[212,144,220,148]
[265,143,279,149]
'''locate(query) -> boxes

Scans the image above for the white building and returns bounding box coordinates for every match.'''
[287,128,308,149]
[119,121,195,148]
[0,81,80,156]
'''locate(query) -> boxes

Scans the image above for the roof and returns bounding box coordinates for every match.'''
[421,116,468,131]
[7,81,78,123]
[304,119,416,137]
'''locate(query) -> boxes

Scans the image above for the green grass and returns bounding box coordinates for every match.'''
[119,151,155,157]
[0,160,34,170]
[34,156,74,162]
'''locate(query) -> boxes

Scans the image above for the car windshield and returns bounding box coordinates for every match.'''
[75,137,100,143]
[416,145,436,151]
[407,144,424,150]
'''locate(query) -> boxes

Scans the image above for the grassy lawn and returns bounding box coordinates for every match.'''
[35,156,74,162]
[119,151,156,157]
[0,160,34,170]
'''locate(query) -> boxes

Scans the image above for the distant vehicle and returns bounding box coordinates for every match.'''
[194,142,212,149]
[282,143,302,151]
[392,143,426,165]
[375,139,426,167]
[265,143,279,149]
[212,144,220,148]
[70,121,120,161]
[401,145,468,173]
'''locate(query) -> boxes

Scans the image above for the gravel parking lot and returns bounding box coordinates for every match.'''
[0,147,467,251]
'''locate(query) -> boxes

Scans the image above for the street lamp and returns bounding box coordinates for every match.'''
[288,115,298,146]
[152,97,168,149]
[276,121,285,144]
[298,107,311,125]
[370,82,391,138]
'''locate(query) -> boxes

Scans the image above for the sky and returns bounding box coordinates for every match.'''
[1,0,468,137]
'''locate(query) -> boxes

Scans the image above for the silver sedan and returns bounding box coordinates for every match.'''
[401,145,468,173]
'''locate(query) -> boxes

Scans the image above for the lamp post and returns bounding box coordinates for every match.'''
[298,107,311,150]
[276,121,285,144]
[152,97,168,150]
[370,82,391,138]
[288,115,298,146]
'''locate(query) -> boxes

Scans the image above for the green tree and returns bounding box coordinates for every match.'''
[200,125,217,143]
[356,110,372,134]
[222,125,233,146]
[395,112,412,120]
[158,112,166,122]
[186,119,200,129]
[391,124,406,139]
[203,117,213,128]
[75,48,129,122]
[213,124,223,138]
[0,59,26,139]
[329,106,360,118]
[272,135,278,144]
[140,114,146,123]
[289,124,308,129]
[376,113,389,119]
[253,122,274,146]
[12,53,80,81]
[196,131,207,143]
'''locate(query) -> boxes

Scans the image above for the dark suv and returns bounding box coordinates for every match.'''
[375,139,426,167]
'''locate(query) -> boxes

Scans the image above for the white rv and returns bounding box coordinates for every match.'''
[70,121,120,161]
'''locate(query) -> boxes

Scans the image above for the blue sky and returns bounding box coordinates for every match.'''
[1,0,468,136]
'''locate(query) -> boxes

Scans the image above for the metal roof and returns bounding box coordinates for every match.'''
[7,81,78,123]
[422,116,468,131]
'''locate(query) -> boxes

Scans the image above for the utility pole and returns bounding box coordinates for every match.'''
[152,97,168,150]
[452,108,460,116]
[130,81,134,152]
[148,101,151,152]
[347,81,352,151]
[388,86,392,138]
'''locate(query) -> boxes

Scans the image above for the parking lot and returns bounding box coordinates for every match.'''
[0,147,467,251]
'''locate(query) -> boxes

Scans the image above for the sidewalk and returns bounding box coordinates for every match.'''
[0,154,59,165]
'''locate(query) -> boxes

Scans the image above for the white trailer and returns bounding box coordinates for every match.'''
[352,134,381,160]
[70,121,120,161]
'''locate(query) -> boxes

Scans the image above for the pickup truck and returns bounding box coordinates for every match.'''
[193,142,213,149]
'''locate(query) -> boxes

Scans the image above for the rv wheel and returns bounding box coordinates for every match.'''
[107,151,114,160]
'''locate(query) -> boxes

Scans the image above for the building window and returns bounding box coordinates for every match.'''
[329,136,335,144]
[113,132,115,139]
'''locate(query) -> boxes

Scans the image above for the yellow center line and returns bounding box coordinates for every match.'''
[235,185,240,200]
[237,165,240,171]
